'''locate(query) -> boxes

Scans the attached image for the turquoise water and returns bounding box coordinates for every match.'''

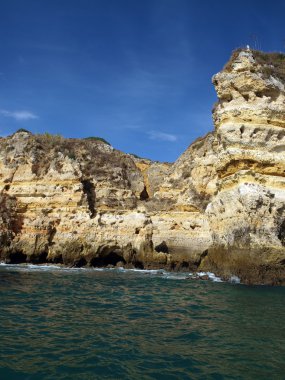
[0,265,284,380]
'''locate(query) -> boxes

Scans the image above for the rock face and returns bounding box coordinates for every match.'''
[1,49,285,284]
[204,50,285,284]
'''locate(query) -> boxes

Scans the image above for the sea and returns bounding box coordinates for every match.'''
[0,263,284,380]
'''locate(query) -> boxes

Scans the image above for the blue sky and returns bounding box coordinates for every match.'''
[1,0,285,161]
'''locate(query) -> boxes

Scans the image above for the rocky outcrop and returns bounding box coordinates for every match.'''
[1,49,285,284]
[202,49,285,284]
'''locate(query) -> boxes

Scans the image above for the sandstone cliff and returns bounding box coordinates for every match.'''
[205,49,285,284]
[1,48,285,285]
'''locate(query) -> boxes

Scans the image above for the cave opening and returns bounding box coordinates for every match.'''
[90,251,126,267]
[8,251,27,264]
[140,186,149,201]
[52,254,63,264]
[73,257,87,268]
[155,241,169,254]
[180,261,190,269]
[29,251,48,264]
[133,261,144,269]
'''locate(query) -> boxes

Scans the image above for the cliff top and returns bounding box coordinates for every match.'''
[223,48,285,82]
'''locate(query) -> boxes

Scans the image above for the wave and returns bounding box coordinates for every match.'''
[229,275,241,284]
[0,262,224,282]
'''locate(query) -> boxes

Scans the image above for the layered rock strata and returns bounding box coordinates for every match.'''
[204,50,285,284]
[1,49,285,284]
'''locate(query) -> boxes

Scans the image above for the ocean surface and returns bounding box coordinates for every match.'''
[0,264,284,380]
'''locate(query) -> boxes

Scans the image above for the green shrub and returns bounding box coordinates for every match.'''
[129,153,142,159]
[14,128,31,134]
[84,136,111,145]
[68,152,76,160]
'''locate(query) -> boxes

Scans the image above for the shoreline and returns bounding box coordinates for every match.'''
[0,261,240,285]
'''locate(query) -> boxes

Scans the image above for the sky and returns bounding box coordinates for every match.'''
[1,0,285,162]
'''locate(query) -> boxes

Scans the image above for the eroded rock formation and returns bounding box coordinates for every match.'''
[1,49,285,284]
[204,49,285,284]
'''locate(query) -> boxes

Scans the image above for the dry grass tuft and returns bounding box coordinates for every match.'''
[223,48,285,82]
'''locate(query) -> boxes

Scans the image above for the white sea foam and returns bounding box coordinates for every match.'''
[26,264,62,270]
[206,272,223,283]
[0,262,229,283]
[117,267,166,275]
[194,271,223,282]
[0,262,64,272]
[229,275,241,284]
[163,273,189,280]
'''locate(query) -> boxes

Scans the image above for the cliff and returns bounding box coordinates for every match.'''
[1,48,285,284]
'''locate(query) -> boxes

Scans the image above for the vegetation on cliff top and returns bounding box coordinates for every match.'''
[4,130,139,192]
[224,48,285,82]
[13,128,32,135]
[83,136,111,145]
[13,129,111,146]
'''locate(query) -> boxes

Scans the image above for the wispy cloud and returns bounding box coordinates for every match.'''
[0,109,38,121]
[147,130,177,142]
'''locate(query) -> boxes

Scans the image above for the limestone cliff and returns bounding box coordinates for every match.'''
[204,49,285,284]
[1,48,285,285]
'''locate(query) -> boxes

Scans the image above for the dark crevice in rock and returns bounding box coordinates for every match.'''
[140,186,149,201]
[278,220,285,246]
[265,130,274,142]
[170,261,195,271]
[48,225,57,246]
[277,130,285,140]
[181,261,190,269]
[262,88,279,101]
[196,249,209,267]
[52,254,63,264]
[133,261,144,269]
[250,128,259,138]
[72,257,87,267]
[29,251,48,264]
[155,241,169,253]
[81,179,96,218]
[7,251,27,264]
[90,251,126,267]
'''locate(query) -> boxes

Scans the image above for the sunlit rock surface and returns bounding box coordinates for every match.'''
[1,49,285,284]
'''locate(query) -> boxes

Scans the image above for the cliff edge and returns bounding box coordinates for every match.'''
[1,48,285,284]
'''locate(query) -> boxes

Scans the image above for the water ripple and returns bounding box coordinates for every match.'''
[0,266,284,379]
